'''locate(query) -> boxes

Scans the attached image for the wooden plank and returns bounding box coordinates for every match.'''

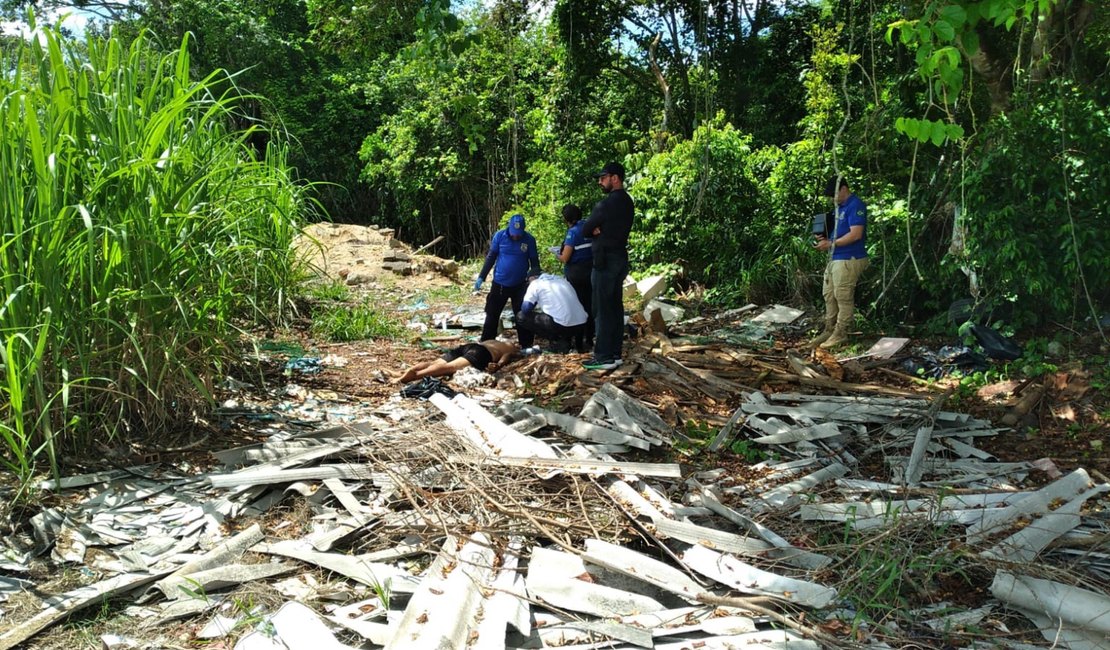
[786,351,823,379]
[769,393,928,406]
[768,371,928,398]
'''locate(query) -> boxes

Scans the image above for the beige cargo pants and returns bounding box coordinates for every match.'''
[823,257,870,331]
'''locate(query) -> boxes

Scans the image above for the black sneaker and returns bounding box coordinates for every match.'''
[582,358,622,370]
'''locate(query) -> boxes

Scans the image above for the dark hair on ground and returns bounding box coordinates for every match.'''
[562,204,582,224]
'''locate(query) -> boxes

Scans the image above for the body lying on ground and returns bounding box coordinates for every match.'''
[398,340,520,383]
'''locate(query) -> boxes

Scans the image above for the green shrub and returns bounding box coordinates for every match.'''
[311,303,404,341]
[959,81,1110,325]
[304,280,351,303]
[629,116,763,289]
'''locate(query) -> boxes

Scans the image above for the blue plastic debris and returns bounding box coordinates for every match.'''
[284,357,322,374]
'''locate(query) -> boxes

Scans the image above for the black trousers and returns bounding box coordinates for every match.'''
[516,312,582,352]
[565,261,594,351]
[481,281,534,348]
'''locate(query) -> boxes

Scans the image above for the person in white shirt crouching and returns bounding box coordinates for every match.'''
[515,274,589,355]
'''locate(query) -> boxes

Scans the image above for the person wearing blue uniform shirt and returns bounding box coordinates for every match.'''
[556,204,594,352]
[809,175,869,349]
[474,213,541,348]
[581,161,634,371]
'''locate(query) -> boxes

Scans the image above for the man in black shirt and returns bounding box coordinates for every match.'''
[581,161,634,370]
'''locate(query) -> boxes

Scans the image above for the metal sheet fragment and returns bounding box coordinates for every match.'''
[526,546,666,617]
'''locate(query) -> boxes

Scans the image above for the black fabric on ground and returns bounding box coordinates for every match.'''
[400,377,459,400]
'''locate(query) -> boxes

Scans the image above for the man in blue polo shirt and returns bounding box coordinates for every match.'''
[474,213,541,348]
[809,176,869,349]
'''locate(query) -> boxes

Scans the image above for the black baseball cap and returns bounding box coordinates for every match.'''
[594,161,625,180]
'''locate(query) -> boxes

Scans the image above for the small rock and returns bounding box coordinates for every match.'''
[345,270,374,285]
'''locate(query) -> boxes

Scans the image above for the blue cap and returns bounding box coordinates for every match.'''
[508,214,525,237]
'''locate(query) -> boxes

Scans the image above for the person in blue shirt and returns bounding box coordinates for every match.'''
[557,204,594,352]
[474,213,541,348]
[809,175,869,349]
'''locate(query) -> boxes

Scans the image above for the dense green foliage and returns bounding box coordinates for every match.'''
[961,81,1110,321]
[0,19,303,481]
[2,1,1104,323]
[0,0,1105,474]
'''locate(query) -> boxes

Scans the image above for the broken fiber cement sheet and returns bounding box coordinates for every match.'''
[991,570,1110,649]
[387,532,497,650]
[680,543,837,609]
[430,392,557,460]
[234,601,360,650]
[750,304,804,324]
[526,546,666,617]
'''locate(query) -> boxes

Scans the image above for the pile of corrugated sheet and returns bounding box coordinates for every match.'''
[2,304,1109,649]
[1,384,838,649]
[712,390,1110,649]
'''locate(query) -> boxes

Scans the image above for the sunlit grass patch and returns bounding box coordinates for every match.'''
[303,279,352,303]
[311,303,404,342]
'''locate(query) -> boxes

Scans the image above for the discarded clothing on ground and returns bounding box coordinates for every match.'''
[970,323,1023,361]
[400,377,459,400]
[902,345,990,379]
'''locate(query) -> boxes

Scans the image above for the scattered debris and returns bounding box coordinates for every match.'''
[1,302,1105,649]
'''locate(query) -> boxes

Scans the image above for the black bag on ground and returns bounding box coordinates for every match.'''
[969,324,1023,361]
[400,377,459,400]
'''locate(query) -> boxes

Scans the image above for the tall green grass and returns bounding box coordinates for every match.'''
[0,17,304,484]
